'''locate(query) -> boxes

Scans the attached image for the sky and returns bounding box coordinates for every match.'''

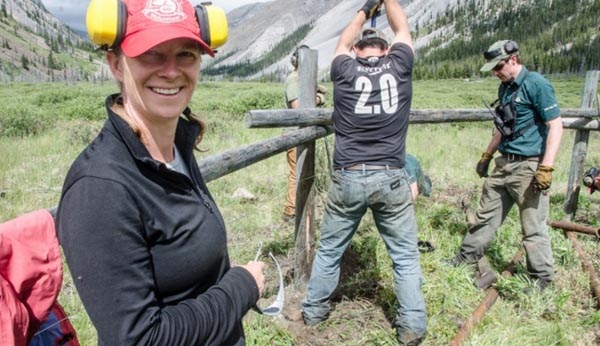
[41,0,272,32]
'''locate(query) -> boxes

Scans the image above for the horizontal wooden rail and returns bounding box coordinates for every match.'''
[245,108,599,129]
[198,125,332,182]
[244,108,332,128]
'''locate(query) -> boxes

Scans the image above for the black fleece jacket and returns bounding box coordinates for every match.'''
[57,95,258,346]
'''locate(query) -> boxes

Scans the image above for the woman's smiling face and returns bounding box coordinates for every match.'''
[109,38,203,123]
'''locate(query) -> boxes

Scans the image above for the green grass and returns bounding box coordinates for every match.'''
[1,77,599,345]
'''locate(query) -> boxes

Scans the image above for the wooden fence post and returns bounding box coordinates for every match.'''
[563,71,600,220]
[293,47,318,289]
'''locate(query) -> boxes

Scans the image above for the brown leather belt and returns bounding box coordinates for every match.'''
[341,164,403,171]
[502,153,541,162]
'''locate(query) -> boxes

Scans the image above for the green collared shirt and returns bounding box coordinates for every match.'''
[405,154,432,197]
[497,67,561,156]
[284,70,299,109]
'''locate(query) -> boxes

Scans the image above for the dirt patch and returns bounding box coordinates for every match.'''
[262,247,396,345]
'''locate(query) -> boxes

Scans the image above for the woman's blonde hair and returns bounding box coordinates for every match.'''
[111,95,207,151]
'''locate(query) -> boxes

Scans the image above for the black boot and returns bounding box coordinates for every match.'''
[442,254,466,267]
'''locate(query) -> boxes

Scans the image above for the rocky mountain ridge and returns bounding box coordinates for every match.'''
[1,0,597,83]
[208,0,461,80]
[208,0,599,81]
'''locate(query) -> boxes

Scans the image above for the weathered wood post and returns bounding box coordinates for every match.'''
[293,47,318,289]
[560,71,600,309]
[563,71,600,220]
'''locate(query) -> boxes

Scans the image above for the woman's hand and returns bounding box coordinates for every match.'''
[241,261,266,295]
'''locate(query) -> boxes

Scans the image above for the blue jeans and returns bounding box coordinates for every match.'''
[301,168,427,341]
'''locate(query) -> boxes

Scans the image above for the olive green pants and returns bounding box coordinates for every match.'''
[458,156,554,282]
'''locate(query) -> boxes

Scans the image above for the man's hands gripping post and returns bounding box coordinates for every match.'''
[534,165,554,191]
[359,0,383,19]
[476,152,493,178]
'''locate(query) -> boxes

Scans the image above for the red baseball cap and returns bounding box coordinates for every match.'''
[120,0,214,58]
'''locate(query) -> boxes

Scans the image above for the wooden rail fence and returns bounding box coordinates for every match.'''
[215,49,600,344]
[44,46,599,344]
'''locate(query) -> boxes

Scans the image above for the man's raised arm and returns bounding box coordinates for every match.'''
[384,0,413,51]
[334,0,383,57]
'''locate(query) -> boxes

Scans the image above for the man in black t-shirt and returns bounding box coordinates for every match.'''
[301,1,426,344]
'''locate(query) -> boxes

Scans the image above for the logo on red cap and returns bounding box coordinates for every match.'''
[142,0,187,24]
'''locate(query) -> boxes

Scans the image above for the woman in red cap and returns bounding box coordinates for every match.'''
[57,0,265,345]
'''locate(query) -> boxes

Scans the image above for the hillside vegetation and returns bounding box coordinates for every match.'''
[413,0,600,79]
[208,0,600,81]
[1,0,598,82]
[1,78,599,345]
[0,0,102,82]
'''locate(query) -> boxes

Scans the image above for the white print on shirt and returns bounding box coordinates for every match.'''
[143,0,187,24]
[354,73,398,115]
[355,62,392,76]
[544,104,558,112]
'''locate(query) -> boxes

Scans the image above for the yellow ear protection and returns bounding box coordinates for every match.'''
[86,0,228,52]
[290,44,310,68]
[86,0,127,50]
[195,2,228,50]
[503,40,519,55]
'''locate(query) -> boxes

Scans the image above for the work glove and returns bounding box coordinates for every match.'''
[533,165,554,191]
[317,84,328,94]
[316,92,326,107]
[475,152,493,178]
[358,0,383,19]
[316,84,327,107]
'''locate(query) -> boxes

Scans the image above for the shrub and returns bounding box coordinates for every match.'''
[0,104,54,137]
[60,100,106,121]
[64,120,103,145]
[33,90,77,106]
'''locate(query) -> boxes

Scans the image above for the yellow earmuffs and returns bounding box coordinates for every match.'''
[86,0,228,51]
[194,3,228,50]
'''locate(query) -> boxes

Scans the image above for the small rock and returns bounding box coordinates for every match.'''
[232,187,256,201]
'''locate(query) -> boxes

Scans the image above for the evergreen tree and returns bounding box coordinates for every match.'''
[47,51,55,70]
[21,54,29,70]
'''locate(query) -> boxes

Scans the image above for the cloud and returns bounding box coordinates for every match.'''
[41,0,88,31]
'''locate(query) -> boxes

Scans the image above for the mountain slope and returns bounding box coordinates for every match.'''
[412,0,600,79]
[0,0,103,83]
[1,0,597,83]
[206,0,600,81]
[204,0,466,80]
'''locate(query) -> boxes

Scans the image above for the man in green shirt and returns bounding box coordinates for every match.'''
[446,40,563,291]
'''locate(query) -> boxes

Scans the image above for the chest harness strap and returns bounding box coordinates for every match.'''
[489,71,538,141]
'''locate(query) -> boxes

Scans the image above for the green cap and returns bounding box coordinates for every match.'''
[480,40,519,72]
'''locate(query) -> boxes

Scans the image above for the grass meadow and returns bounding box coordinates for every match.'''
[1,76,599,345]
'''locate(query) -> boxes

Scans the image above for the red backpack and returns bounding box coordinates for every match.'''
[0,209,79,346]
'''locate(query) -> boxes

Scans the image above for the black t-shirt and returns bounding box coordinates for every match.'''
[331,43,414,168]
